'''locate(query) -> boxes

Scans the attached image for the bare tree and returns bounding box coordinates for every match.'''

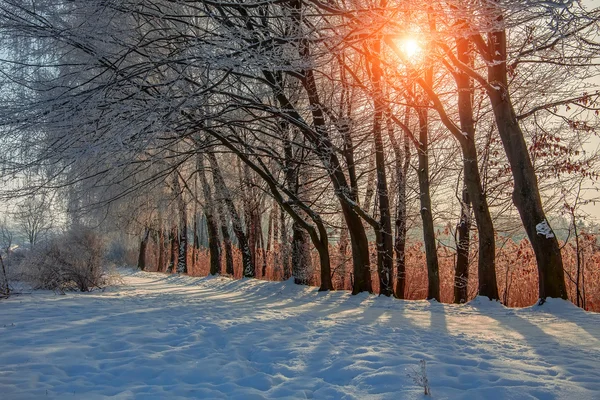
[14,194,53,249]
[0,219,12,296]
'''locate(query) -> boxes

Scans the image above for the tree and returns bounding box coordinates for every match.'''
[198,153,222,276]
[14,193,53,249]
[207,152,254,278]
[0,0,598,305]
[0,219,12,296]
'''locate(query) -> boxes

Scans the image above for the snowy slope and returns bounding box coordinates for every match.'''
[1,269,599,400]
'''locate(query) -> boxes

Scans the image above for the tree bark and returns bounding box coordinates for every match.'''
[338,53,359,200]
[461,138,499,299]
[157,228,166,272]
[259,217,268,278]
[198,153,222,275]
[363,152,376,215]
[280,208,291,279]
[291,223,312,285]
[282,127,312,285]
[212,180,234,276]
[272,202,280,278]
[264,203,274,277]
[338,226,349,290]
[454,185,470,304]
[487,27,567,300]
[192,176,200,267]
[208,152,254,278]
[0,253,9,296]
[455,35,499,300]
[416,107,440,301]
[241,161,258,274]
[137,227,150,271]
[387,109,410,299]
[172,173,188,274]
[166,225,177,274]
[369,36,394,296]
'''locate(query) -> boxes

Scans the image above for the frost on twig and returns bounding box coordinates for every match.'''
[407,359,431,396]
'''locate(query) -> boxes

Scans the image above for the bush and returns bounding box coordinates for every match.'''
[19,227,106,292]
[407,359,431,396]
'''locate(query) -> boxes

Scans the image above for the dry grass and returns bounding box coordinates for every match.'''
[139,232,600,311]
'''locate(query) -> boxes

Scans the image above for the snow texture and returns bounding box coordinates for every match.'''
[1,269,599,399]
[536,219,555,238]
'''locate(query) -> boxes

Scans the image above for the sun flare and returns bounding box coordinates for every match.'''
[398,38,421,60]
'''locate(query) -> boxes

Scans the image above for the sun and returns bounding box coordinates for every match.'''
[399,38,421,60]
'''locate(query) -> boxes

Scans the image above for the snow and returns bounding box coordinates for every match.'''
[1,269,599,399]
[536,219,555,238]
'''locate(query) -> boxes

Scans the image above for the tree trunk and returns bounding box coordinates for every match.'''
[487,27,567,300]
[205,213,221,276]
[315,236,333,291]
[153,229,160,272]
[198,153,222,275]
[157,228,166,272]
[387,108,410,299]
[272,202,280,278]
[196,214,204,248]
[264,203,274,277]
[136,227,150,271]
[454,185,470,304]
[177,225,187,274]
[573,213,582,307]
[369,37,394,296]
[192,212,200,266]
[248,210,259,276]
[291,222,312,285]
[259,218,268,278]
[363,152,376,214]
[462,139,499,299]
[455,35,499,300]
[193,175,200,267]
[282,128,312,285]
[220,215,234,275]
[241,161,258,274]
[416,108,440,301]
[208,152,254,278]
[310,218,333,291]
[280,208,291,279]
[213,184,234,276]
[0,253,9,296]
[166,225,177,274]
[338,227,349,290]
[338,53,359,199]
[172,173,188,274]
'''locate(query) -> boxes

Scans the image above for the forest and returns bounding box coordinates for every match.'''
[0,0,599,310]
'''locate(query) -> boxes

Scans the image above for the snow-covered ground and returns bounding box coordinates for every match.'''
[1,269,599,400]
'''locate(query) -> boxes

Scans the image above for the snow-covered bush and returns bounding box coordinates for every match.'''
[19,227,106,292]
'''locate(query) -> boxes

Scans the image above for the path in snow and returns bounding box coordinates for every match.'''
[1,269,599,399]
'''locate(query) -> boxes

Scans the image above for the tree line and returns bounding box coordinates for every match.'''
[0,0,599,303]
